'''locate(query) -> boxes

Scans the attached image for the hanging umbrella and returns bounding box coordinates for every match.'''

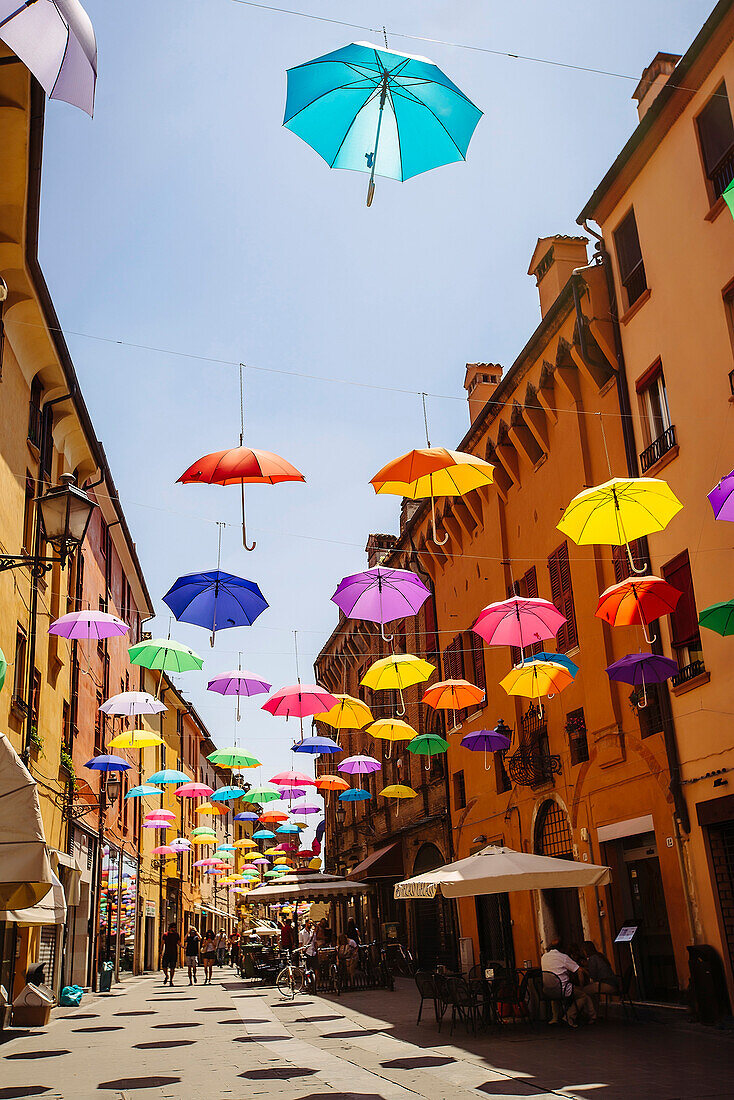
[423,680,484,711]
[233,810,260,822]
[461,728,512,771]
[277,824,301,835]
[473,597,566,651]
[292,735,341,755]
[253,828,276,840]
[49,610,128,640]
[129,638,203,674]
[605,652,678,708]
[595,576,681,645]
[0,646,5,691]
[338,755,381,775]
[196,802,227,816]
[209,785,247,803]
[145,808,175,821]
[190,828,217,839]
[361,653,435,717]
[0,0,97,115]
[259,808,290,823]
[284,41,482,206]
[142,820,171,830]
[84,755,130,772]
[331,566,430,641]
[558,476,682,574]
[520,652,579,677]
[270,770,315,787]
[207,669,272,722]
[315,693,373,730]
[371,447,494,544]
[707,468,734,521]
[379,784,417,816]
[699,599,734,636]
[407,733,449,771]
[170,837,192,849]
[147,769,189,785]
[207,747,261,768]
[152,845,177,856]
[277,785,308,799]
[314,775,349,792]
[108,730,164,750]
[242,786,282,804]
[100,692,166,717]
[367,718,416,759]
[163,570,268,644]
[263,684,339,718]
[500,661,573,716]
[178,444,304,551]
[125,784,163,798]
[233,838,258,849]
[175,782,214,799]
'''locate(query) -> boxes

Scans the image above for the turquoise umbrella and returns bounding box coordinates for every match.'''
[284,41,482,206]
[0,646,5,692]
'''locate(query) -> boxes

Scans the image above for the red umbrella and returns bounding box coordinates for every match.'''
[595,576,680,644]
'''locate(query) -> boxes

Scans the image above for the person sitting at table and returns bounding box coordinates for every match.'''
[581,940,621,998]
[337,932,359,979]
[541,936,596,1028]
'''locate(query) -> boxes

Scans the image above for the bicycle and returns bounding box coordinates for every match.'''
[276,949,307,999]
[384,942,416,979]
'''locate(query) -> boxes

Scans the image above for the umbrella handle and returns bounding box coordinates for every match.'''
[431,495,449,546]
[640,619,657,646]
[485,747,492,772]
[626,541,647,575]
[396,683,406,717]
[380,622,394,643]
[241,481,256,552]
[366,73,389,208]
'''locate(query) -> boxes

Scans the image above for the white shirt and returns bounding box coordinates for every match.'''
[541,948,579,997]
[299,926,312,948]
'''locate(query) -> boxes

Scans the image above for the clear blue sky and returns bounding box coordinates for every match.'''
[36,0,713,801]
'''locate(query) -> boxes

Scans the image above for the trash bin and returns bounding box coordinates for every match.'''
[12,982,55,1027]
[99,960,114,994]
[687,944,731,1024]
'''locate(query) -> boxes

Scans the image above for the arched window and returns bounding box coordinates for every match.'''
[534,799,573,859]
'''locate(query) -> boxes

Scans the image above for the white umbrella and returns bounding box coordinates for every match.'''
[100,691,166,716]
[394,845,611,900]
[0,0,97,115]
[0,732,53,909]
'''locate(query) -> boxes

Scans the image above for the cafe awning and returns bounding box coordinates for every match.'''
[394,844,611,899]
[348,842,403,881]
[0,732,52,909]
[1,870,67,926]
[247,872,370,904]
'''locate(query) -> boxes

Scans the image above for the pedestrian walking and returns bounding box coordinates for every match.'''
[280,917,294,952]
[161,923,180,987]
[215,928,227,966]
[184,927,200,985]
[228,930,240,969]
[201,930,217,984]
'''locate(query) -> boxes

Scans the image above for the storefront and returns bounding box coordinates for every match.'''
[97,845,139,978]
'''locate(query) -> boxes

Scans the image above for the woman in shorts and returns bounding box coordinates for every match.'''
[184,927,200,985]
[161,923,180,987]
[201,929,217,985]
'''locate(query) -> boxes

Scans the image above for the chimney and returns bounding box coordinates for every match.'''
[528,235,588,318]
[632,52,681,121]
[464,363,502,425]
[365,533,397,567]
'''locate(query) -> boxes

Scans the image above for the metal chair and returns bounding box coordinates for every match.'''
[490,967,533,1026]
[414,971,439,1025]
[596,965,639,1021]
[447,976,484,1036]
[433,972,452,1032]
[538,971,573,1023]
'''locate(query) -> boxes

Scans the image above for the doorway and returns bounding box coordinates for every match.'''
[534,799,584,948]
[475,893,515,969]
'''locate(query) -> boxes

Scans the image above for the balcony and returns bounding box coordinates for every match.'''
[672,659,707,690]
[640,425,677,473]
[508,743,561,788]
[710,145,734,200]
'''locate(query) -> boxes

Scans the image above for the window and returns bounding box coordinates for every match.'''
[13,627,27,703]
[611,539,648,584]
[30,668,41,733]
[638,683,665,738]
[22,473,35,554]
[566,707,589,765]
[28,377,42,447]
[508,567,543,663]
[661,551,705,685]
[453,770,466,809]
[495,750,512,794]
[613,208,647,309]
[95,690,104,752]
[636,360,676,472]
[697,81,734,200]
[176,709,183,736]
[547,543,578,652]
[62,701,71,749]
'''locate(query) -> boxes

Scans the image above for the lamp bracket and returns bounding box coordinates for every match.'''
[0,554,57,578]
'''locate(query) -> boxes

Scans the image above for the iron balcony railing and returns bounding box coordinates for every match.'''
[672,659,707,689]
[711,145,734,199]
[640,425,677,473]
[622,260,648,307]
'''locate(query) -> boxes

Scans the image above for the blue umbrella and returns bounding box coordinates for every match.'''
[147,769,189,784]
[292,735,342,755]
[163,570,268,643]
[284,41,482,206]
[125,784,163,798]
[520,652,579,677]
[233,811,260,822]
[210,785,247,802]
[339,788,371,802]
[276,824,301,834]
[84,755,130,772]
[252,829,275,840]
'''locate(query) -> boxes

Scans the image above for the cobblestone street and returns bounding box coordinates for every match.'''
[1,971,733,1100]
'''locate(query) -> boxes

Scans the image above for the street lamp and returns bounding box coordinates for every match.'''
[0,473,96,576]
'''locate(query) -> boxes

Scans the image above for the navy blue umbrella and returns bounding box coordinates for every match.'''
[162,570,268,643]
[292,735,342,755]
[233,811,260,822]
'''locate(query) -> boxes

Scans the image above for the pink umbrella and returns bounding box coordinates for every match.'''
[49,610,129,640]
[194,858,226,867]
[262,684,339,718]
[270,770,315,787]
[145,809,175,820]
[252,857,270,865]
[472,597,566,651]
[175,782,214,798]
[337,755,381,774]
[143,821,172,830]
[152,845,177,855]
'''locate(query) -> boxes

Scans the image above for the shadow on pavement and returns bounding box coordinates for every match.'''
[97,1077,182,1090]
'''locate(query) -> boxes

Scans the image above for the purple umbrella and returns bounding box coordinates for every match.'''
[708,468,734,521]
[49,610,129,640]
[207,669,272,720]
[605,653,678,709]
[337,754,381,774]
[460,728,511,771]
[331,566,430,641]
[288,797,323,815]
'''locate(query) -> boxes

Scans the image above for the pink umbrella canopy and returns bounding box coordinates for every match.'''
[99,692,166,716]
[143,821,172,830]
[49,610,129,640]
[338,754,381,774]
[145,809,175,820]
[152,845,177,855]
[262,684,339,718]
[472,597,566,650]
[207,670,272,696]
[270,770,315,787]
[194,858,226,867]
[175,783,214,799]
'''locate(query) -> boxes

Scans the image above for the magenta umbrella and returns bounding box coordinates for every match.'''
[49,610,129,640]
[262,684,339,718]
[331,566,430,641]
[270,770,315,787]
[175,782,214,798]
[207,668,272,721]
[473,597,566,653]
[338,755,381,774]
[708,468,734,521]
[142,821,172,830]
[288,798,322,815]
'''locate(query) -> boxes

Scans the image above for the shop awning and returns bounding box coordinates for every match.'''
[247,872,370,904]
[197,903,233,920]
[394,845,611,900]
[348,842,404,881]
[51,850,84,906]
[0,732,53,909]
[1,870,67,926]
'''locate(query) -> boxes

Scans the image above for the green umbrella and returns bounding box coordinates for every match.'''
[699,599,734,636]
[128,638,203,673]
[263,870,281,879]
[0,647,6,692]
[207,747,262,768]
[406,733,449,756]
[242,786,281,804]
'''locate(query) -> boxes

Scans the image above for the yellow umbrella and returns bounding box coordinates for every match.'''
[195,802,227,816]
[191,835,217,846]
[379,783,417,817]
[233,838,257,850]
[309,857,322,870]
[264,847,282,856]
[361,654,434,717]
[108,729,164,749]
[368,718,416,759]
[315,693,373,730]
[371,446,495,544]
[500,660,573,718]
[558,476,682,574]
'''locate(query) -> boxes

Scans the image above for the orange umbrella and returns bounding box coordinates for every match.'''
[259,809,289,823]
[596,576,681,644]
[422,679,485,733]
[313,775,349,792]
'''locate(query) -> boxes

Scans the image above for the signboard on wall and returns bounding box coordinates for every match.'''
[145,900,156,919]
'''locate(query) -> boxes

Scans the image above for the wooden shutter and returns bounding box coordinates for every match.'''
[443,636,464,681]
[662,551,700,648]
[469,631,486,694]
[548,542,578,652]
[523,567,544,656]
[614,210,643,284]
[697,82,734,176]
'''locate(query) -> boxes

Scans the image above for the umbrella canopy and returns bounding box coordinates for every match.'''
[473,597,566,649]
[331,566,430,640]
[407,733,449,756]
[84,755,130,772]
[210,785,247,803]
[142,821,172,830]
[195,801,227,816]
[163,570,268,640]
[207,670,272,696]
[699,599,734,636]
[175,782,214,799]
[367,718,416,743]
[145,808,175,821]
[707,467,734,521]
[520,652,579,677]
[152,845,177,856]
[259,808,289,823]
[292,735,341,755]
[284,41,482,206]
[371,447,494,543]
[179,446,304,486]
[315,693,373,730]
[253,829,276,840]
[125,784,163,798]
[108,730,164,750]
[100,692,166,716]
[394,844,611,899]
[147,769,189,785]
[233,839,257,849]
[277,824,301,834]
[49,610,128,640]
[190,827,217,837]
[423,679,484,711]
[380,784,417,799]
[595,576,681,644]
[500,661,573,702]
[288,798,322,816]
[461,728,511,753]
[270,770,315,787]
[314,775,349,792]
[606,653,679,687]
[338,755,381,774]
[233,811,260,822]
[207,747,261,768]
[243,786,282,804]
[263,684,339,718]
[361,654,435,692]
[128,638,203,673]
[0,0,97,114]
[0,732,53,908]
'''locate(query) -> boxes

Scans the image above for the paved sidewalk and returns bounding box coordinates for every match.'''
[1,970,733,1099]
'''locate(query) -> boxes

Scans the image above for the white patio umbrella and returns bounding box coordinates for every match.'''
[393,845,611,900]
[0,732,53,909]
[0,0,97,115]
